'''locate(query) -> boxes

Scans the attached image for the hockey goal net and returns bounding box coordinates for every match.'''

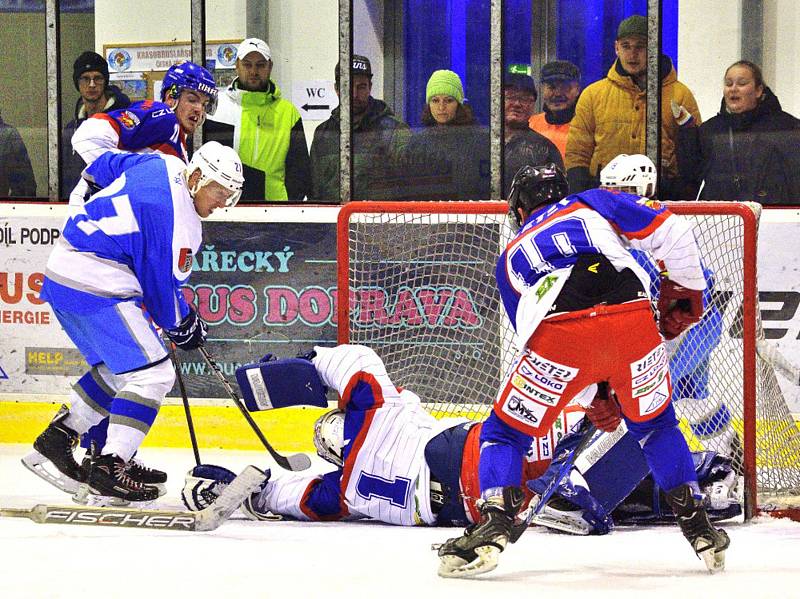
[337,201,800,519]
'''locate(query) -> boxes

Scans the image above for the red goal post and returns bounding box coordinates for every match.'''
[337,200,799,520]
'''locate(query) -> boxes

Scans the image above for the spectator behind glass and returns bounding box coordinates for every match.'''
[529,60,581,161]
[503,73,563,198]
[61,51,130,193]
[566,15,701,199]
[0,109,36,197]
[205,38,311,202]
[676,60,800,205]
[310,55,411,203]
[401,69,489,201]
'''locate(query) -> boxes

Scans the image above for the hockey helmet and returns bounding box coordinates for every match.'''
[600,154,657,198]
[161,61,218,115]
[508,162,569,227]
[313,408,345,467]
[186,141,244,207]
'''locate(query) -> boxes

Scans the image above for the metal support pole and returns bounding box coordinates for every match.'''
[489,0,503,201]
[645,0,663,198]
[339,0,353,203]
[190,0,206,152]
[45,0,61,201]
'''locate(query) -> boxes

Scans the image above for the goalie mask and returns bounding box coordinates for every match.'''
[600,154,657,198]
[186,141,244,207]
[313,409,345,467]
[507,163,569,227]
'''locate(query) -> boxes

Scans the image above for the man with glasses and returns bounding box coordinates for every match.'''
[503,73,563,197]
[61,51,131,192]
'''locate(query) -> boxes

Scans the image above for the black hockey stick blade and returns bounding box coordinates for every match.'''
[0,465,266,532]
[197,346,312,472]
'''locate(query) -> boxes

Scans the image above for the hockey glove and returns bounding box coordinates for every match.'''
[584,383,621,433]
[165,306,208,351]
[657,278,704,340]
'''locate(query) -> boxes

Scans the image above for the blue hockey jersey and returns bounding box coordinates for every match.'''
[71,100,187,165]
[496,188,705,348]
[41,152,200,331]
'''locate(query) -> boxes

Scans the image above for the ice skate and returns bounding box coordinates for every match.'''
[435,486,525,578]
[22,406,88,494]
[87,453,161,503]
[666,483,730,573]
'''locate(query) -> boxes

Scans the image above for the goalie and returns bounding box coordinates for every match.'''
[184,344,739,536]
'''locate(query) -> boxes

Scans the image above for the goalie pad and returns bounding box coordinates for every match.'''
[235,357,328,411]
[527,420,650,535]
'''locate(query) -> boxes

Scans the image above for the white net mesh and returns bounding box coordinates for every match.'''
[341,201,800,511]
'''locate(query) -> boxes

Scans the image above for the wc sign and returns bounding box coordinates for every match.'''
[293,80,339,120]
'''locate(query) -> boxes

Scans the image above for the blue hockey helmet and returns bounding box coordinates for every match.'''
[161,61,218,114]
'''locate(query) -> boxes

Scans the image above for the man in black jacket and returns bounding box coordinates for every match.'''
[61,51,130,194]
[309,55,411,203]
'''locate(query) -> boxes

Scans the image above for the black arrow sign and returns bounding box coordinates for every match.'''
[302,103,331,111]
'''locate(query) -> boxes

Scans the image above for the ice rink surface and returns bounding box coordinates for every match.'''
[1,443,799,599]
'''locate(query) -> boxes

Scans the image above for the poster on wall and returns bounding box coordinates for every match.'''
[2,206,800,412]
[104,41,239,74]
[0,208,339,400]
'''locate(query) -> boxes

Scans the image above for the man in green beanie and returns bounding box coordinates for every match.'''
[565,14,701,199]
[310,55,410,203]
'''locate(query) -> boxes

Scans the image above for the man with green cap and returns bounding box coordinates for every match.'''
[565,14,701,199]
[310,55,410,203]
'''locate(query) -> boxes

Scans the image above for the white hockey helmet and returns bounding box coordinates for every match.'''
[186,141,244,207]
[313,408,345,467]
[600,153,657,198]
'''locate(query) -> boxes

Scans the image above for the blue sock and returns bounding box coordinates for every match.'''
[478,412,533,495]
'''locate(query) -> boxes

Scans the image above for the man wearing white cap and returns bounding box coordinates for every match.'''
[206,37,310,202]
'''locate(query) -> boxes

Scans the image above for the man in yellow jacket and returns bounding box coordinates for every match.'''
[206,38,311,202]
[565,15,701,199]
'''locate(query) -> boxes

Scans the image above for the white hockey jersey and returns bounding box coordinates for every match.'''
[254,345,459,525]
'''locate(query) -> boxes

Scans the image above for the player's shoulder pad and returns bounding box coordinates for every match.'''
[236,358,328,412]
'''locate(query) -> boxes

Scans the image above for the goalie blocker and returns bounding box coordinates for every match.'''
[235,353,329,411]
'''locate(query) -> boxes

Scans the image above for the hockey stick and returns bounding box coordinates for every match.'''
[197,346,312,472]
[519,420,599,532]
[168,345,201,466]
[756,339,800,386]
[0,465,266,532]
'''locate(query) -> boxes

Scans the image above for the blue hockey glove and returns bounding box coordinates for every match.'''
[165,307,207,351]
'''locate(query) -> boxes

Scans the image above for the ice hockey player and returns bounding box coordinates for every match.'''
[67,61,217,211]
[184,344,501,526]
[435,162,730,577]
[600,153,739,457]
[29,142,243,503]
[23,61,220,495]
[183,344,738,536]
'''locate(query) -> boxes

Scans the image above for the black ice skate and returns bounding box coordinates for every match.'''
[435,486,525,578]
[22,405,88,494]
[666,483,730,573]
[87,453,160,502]
[82,452,167,486]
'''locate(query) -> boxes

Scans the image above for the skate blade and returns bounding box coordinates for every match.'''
[72,485,158,509]
[700,547,726,574]
[21,451,80,495]
[437,546,500,579]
